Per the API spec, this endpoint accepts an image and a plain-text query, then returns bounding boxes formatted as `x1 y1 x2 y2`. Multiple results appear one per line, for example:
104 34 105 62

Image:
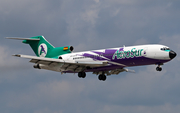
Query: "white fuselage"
61 44 170 61
38 44 176 74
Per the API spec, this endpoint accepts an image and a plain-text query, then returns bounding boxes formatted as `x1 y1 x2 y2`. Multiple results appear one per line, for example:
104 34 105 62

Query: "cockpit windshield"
161 47 170 51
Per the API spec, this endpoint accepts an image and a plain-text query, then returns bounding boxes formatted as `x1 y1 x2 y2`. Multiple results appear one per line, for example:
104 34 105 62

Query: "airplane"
6 36 177 81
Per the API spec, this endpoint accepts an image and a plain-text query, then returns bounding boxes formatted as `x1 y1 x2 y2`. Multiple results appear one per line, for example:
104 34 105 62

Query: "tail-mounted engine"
63 46 74 52
46 46 74 58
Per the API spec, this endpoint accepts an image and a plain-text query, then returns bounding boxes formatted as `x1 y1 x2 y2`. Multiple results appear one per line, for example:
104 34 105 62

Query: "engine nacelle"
34 64 41 69
33 64 49 70
62 46 74 52
33 64 59 72
66 46 74 52
70 46 74 51
47 46 74 58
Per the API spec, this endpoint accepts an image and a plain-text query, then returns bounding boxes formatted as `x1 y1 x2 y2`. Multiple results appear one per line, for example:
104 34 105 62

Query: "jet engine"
33 64 41 69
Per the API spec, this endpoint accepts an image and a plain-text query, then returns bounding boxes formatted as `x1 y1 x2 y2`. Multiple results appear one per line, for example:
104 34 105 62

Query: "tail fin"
21 36 54 57
7 36 73 58
7 36 54 57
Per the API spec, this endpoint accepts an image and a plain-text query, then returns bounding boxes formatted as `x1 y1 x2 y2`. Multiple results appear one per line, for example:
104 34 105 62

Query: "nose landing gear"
156 65 162 71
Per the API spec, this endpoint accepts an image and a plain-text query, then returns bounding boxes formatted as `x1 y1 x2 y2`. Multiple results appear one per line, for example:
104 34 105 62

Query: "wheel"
102 75 106 81
98 74 103 80
158 67 162 71
156 67 162 71
98 74 106 81
81 72 86 78
78 72 82 78
78 72 86 78
156 67 159 71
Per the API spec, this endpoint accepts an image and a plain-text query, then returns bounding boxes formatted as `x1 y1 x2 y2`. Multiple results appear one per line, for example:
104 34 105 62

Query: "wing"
13 54 132 74
13 54 109 72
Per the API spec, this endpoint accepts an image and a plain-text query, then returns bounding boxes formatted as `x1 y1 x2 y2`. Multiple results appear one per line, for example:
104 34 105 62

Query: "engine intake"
63 46 74 52
69 46 74 51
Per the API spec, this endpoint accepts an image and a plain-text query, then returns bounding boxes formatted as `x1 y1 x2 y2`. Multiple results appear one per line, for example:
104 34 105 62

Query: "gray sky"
0 0 180 113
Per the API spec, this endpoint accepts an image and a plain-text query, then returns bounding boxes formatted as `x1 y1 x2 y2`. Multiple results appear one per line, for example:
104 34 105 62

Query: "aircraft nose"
169 50 177 59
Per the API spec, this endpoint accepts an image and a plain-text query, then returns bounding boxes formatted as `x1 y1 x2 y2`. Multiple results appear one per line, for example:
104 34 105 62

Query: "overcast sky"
0 0 180 113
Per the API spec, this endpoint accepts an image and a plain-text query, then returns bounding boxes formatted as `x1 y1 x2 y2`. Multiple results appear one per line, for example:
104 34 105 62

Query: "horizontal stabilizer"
6 37 40 41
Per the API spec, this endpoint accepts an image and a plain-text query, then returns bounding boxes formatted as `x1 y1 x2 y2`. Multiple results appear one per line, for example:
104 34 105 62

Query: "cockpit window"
161 47 170 51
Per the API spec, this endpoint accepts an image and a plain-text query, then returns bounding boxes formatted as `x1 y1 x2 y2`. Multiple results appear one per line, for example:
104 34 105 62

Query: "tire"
78 72 82 78
98 74 103 80
78 72 86 78
156 67 159 71
98 74 106 81
159 67 162 71
102 75 106 81
82 72 86 78
156 67 162 71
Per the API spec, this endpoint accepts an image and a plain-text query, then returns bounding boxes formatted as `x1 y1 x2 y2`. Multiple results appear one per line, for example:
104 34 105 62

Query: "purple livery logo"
38 43 47 57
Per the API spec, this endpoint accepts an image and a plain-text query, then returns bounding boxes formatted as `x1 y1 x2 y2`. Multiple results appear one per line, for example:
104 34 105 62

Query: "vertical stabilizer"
22 36 55 57
7 36 74 58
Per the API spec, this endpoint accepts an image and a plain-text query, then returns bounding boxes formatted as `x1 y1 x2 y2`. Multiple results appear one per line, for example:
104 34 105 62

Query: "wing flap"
110 68 125 75
30 59 39 63
93 68 135 76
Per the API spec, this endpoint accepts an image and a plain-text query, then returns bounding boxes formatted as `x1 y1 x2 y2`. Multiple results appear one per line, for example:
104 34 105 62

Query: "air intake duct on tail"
63 46 74 52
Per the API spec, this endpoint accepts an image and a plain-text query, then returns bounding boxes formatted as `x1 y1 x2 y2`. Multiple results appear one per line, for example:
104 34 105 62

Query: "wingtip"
12 54 21 57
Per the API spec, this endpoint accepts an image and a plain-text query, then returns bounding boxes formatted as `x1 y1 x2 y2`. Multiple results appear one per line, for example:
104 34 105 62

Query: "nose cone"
169 50 177 59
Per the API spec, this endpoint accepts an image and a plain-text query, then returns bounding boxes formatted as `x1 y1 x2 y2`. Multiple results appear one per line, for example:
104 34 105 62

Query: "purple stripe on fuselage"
91 49 120 60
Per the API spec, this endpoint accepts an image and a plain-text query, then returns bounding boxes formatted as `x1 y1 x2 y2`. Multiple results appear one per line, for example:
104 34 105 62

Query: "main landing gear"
78 72 107 81
98 74 107 81
78 72 86 78
156 65 162 71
